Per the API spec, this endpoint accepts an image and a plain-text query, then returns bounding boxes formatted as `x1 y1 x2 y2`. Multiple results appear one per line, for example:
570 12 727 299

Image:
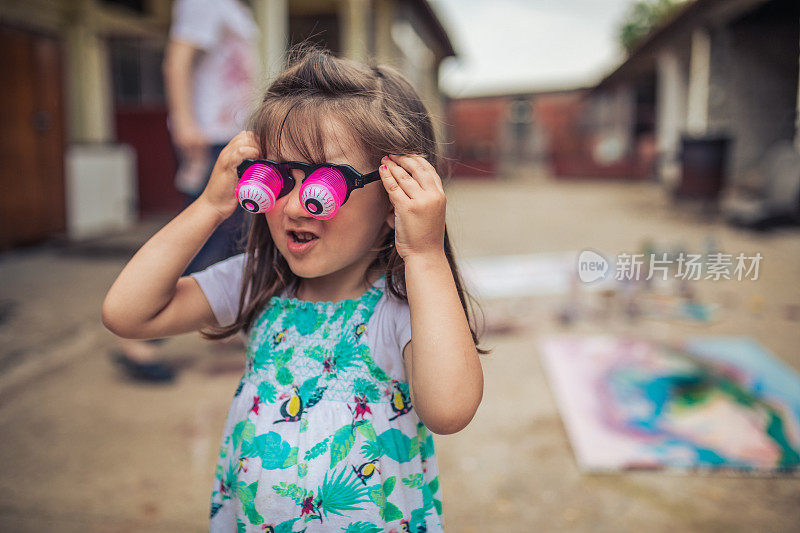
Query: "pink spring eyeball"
299 167 348 220
236 163 282 213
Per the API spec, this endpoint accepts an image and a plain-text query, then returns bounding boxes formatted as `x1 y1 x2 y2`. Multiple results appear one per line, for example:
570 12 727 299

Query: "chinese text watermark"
577 249 763 283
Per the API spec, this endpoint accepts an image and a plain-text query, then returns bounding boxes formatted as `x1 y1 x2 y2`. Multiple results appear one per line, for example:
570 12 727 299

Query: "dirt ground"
1 174 798 532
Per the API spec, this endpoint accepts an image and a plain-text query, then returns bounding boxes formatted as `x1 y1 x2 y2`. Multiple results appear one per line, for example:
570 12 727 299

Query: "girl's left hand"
379 154 446 261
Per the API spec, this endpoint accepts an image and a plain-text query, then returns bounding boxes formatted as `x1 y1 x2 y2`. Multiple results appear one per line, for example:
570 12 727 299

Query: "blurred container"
66 144 137 240
674 135 732 200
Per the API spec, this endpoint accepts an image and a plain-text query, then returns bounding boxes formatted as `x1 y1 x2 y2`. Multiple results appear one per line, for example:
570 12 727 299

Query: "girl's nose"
283 170 310 218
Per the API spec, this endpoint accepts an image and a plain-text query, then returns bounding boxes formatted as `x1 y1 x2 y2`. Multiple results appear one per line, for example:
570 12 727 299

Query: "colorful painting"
538 335 800 474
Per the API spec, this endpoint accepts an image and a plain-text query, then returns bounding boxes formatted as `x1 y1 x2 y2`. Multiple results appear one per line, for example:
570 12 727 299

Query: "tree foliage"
618 0 688 54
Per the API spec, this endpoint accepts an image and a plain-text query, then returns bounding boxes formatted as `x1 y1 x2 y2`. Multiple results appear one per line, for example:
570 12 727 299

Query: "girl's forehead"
268 114 369 166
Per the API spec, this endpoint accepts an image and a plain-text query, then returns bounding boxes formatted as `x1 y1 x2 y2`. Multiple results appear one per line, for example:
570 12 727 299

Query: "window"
109 38 166 107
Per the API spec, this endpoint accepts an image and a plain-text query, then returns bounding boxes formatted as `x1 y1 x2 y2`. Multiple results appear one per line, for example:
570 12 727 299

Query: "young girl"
103 45 487 532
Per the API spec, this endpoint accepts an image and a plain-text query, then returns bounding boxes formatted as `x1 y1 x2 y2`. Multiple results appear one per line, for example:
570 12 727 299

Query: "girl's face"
264 115 394 282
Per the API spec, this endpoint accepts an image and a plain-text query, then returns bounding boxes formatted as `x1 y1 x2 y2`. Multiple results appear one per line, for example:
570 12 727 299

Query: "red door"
0 26 66 249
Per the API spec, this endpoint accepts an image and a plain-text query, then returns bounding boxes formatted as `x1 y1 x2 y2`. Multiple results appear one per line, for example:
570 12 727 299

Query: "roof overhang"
411 0 457 58
592 0 771 94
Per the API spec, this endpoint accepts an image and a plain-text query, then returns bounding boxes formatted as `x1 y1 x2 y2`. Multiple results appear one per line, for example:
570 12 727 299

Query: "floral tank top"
208 273 445 532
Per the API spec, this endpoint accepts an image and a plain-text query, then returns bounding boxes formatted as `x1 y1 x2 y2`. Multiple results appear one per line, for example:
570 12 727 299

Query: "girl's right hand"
198 130 261 222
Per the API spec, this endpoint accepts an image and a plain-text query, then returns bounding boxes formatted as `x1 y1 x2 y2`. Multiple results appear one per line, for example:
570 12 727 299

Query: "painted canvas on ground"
538 335 800 474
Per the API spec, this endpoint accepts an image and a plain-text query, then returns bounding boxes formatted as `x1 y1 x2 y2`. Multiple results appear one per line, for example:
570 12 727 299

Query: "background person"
110 0 259 382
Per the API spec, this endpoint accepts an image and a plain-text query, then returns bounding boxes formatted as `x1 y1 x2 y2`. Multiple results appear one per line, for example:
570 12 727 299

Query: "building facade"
0 0 455 248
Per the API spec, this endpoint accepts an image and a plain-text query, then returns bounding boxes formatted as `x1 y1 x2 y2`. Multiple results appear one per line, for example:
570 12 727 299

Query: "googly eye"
298 167 348 220
237 183 274 213
301 183 338 219
236 163 283 213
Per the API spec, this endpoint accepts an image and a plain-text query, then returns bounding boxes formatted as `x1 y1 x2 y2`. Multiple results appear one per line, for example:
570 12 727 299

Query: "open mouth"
288 231 319 244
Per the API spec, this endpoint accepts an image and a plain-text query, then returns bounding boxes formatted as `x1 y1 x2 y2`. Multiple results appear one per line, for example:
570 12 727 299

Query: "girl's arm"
102 131 260 339
380 155 484 435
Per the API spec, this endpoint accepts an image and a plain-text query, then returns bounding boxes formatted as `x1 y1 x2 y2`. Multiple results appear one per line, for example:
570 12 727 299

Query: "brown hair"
200 43 490 356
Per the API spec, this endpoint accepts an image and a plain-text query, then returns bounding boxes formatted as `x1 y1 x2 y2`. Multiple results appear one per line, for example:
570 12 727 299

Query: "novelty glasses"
235 159 381 220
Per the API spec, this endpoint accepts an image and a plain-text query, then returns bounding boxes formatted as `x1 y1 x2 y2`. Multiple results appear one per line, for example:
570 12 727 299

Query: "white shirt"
190 254 413 381
168 0 259 143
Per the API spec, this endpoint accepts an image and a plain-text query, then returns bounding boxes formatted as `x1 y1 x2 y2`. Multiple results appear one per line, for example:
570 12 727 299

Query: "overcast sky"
430 0 637 97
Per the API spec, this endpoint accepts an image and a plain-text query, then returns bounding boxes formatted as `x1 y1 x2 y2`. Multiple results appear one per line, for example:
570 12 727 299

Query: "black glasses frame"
236 159 382 205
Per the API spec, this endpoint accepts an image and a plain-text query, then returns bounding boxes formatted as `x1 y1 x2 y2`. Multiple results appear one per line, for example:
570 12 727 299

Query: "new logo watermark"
577 249 611 283
577 249 762 283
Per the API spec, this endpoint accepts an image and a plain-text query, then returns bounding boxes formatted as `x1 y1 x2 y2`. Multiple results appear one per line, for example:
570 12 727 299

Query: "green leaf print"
382 502 403 522
317 466 370 518
298 462 308 478
236 480 263 524
283 446 298 468
303 344 327 362
236 517 246 533
422 434 435 460
299 418 309 433
428 475 439 495
304 436 330 461
333 335 360 371
376 428 420 463
424 476 443 518
341 521 382 533
367 477 402 522
272 517 302 533
275 365 294 385
420 482 434 512
244 431 298 469
298 375 320 400
329 424 357 469
410 506 433 531
221 459 238 499
257 381 277 403
416 422 426 440
253 343 293 371
291 306 327 335
367 484 385 509
272 481 308 505
352 378 381 402
274 346 294 366
329 302 354 325
402 473 424 488
258 345 293 376
355 420 378 442
231 420 256 456
360 439 382 461
361 350 391 382
382 476 396 497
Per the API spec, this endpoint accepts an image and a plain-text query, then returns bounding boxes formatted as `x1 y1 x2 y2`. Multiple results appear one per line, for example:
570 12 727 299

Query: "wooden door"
0 26 65 249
